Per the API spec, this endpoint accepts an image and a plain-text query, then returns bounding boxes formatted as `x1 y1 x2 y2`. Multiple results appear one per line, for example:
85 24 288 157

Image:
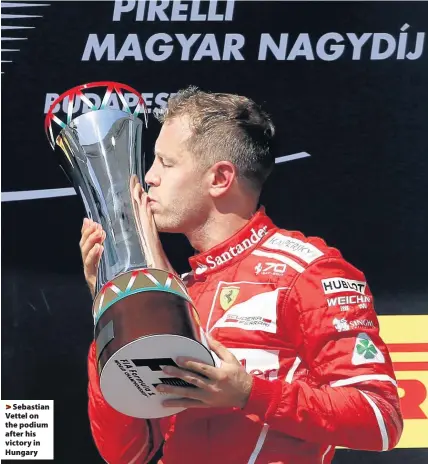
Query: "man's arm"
88 341 163 463
242 257 403 451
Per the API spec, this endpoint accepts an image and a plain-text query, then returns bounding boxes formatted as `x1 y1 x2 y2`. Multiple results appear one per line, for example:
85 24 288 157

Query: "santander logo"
195 264 209 275
195 225 268 274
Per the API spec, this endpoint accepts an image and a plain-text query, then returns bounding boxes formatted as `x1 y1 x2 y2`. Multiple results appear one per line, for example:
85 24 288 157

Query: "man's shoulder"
255 227 367 290
258 227 343 268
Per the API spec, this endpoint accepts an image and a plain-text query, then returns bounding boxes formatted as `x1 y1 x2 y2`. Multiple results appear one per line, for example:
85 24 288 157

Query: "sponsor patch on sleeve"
333 318 375 332
322 277 367 295
352 333 385 365
262 233 324 264
327 295 371 308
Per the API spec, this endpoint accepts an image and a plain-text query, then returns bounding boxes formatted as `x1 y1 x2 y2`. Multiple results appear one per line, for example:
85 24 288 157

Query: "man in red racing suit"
87 207 403 463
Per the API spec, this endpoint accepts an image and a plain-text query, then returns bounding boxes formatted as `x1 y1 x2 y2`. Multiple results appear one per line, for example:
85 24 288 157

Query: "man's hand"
79 175 174 297
131 175 176 274
80 218 105 297
157 337 253 410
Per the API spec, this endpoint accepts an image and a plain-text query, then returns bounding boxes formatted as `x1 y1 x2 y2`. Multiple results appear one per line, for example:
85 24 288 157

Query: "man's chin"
151 210 184 234
152 213 171 233
153 218 182 234
156 224 180 234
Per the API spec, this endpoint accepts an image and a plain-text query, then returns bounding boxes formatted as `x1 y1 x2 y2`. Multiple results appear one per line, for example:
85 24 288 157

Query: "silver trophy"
45 82 214 418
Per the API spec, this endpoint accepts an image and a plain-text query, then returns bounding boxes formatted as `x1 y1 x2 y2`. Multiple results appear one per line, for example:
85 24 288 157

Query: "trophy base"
99 334 215 418
94 269 213 418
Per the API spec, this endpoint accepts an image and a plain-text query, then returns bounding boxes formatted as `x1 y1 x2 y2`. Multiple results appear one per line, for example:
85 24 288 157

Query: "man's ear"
208 161 237 198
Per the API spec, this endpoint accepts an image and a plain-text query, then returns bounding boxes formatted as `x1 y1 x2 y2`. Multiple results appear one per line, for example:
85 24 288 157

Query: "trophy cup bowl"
45 82 215 418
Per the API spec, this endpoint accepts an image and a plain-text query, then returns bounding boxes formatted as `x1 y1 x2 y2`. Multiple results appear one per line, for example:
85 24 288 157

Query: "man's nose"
145 166 160 187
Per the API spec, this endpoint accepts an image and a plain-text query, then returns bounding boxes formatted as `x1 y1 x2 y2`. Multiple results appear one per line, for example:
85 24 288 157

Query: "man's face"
144 116 210 233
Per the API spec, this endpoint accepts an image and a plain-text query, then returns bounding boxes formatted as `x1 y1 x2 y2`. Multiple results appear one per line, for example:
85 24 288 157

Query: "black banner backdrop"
1 1 428 462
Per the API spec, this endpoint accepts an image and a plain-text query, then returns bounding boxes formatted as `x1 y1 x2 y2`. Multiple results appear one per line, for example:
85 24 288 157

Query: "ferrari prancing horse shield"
220 286 240 311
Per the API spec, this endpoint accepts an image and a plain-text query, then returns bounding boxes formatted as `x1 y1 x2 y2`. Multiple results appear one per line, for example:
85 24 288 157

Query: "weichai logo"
379 315 428 448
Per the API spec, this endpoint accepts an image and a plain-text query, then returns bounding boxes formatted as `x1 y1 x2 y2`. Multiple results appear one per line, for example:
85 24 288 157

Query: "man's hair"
155 86 277 192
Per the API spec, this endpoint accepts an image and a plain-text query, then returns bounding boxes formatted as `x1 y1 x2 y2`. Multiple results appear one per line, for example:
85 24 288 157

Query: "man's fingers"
162 398 209 409
85 243 103 273
207 336 238 364
161 365 212 389
79 222 96 248
132 180 145 206
81 230 103 260
80 221 104 248
130 178 154 228
81 230 104 262
129 174 138 193
81 217 90 234
136 190 152 231
145 194 159 235
132 182 141 205
175 359 221 381
155 383 205 401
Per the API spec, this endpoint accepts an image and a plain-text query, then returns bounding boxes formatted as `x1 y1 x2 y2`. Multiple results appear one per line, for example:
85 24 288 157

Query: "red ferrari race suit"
87 208 403 464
